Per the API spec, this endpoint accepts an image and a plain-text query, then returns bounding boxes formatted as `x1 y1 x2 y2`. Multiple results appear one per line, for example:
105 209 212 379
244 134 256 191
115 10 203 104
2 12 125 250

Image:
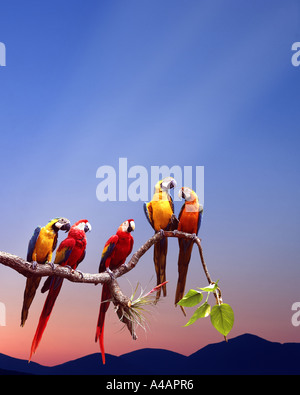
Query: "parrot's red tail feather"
99 325 106 364
29 313 51 362
175 239 194 316
95 284 111 365
29 277 63 362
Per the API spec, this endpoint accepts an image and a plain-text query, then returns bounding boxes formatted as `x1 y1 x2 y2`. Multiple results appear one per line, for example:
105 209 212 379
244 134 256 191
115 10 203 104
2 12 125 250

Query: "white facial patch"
76 222 87 231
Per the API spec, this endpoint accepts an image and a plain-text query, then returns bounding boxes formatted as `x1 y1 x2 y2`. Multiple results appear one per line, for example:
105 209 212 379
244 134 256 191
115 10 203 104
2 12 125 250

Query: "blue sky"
1 0 300 365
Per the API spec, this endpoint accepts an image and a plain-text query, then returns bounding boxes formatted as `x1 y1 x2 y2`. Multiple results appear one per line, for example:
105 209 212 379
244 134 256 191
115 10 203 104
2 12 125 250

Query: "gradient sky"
1 0 300 366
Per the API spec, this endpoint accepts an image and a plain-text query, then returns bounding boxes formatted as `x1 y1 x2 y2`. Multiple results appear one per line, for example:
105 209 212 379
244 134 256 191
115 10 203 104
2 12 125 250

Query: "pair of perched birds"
144 177 203 313
21 177 202 364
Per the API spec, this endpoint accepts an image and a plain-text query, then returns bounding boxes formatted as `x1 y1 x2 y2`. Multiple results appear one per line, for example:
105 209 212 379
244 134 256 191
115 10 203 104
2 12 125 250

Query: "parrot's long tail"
95 284 111 365
21 276 42 327
175 238 194 316
153 236 168 301
29 276 64 362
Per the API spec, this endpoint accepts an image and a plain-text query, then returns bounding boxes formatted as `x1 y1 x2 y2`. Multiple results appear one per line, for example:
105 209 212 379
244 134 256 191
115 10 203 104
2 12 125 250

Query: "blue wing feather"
27 227 41 262
143 202 155 230
197 211 202 235
99 236 118 272
54 247 73 266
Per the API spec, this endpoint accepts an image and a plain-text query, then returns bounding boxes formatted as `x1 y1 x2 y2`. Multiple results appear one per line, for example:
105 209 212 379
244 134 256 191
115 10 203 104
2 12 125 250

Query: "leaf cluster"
178 281 234 337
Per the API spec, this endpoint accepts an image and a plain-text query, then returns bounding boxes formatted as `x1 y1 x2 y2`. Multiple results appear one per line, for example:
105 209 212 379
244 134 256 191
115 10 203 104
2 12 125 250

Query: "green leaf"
210 303 234 336
184 302 211 327
177 289 203 307
198 280 219 293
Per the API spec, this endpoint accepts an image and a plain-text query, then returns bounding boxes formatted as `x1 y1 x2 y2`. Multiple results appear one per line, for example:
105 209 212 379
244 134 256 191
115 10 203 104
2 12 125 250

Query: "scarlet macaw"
95 219 135 364
175 187 203 316
21 217 71 327
144 177 176 301
29 219 91 361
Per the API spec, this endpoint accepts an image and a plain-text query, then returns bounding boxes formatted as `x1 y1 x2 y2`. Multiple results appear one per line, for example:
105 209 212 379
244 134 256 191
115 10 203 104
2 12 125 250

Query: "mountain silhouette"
0 333 299 375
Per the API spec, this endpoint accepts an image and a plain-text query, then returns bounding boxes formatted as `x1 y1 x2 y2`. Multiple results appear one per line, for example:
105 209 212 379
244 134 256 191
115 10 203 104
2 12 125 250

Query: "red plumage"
175 188 202 316
95 220 134 364
29 220 90 361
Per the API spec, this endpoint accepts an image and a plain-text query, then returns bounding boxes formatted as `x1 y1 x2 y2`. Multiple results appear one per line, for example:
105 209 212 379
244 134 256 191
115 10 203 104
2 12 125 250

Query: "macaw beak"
61 222 71 233
179 187 191 201
178 188 185 200
169 179 176 189
54 219 71 232
84 222 92 233
128 220 135 232
161 177 177 190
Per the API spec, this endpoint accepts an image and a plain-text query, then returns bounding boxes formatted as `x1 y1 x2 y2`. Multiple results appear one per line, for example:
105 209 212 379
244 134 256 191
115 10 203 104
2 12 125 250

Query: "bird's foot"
159 229 165 237
106 267 116 280
172 229 178 236
31 261 38 270
191 233 197 241
64 265 83 278
65 265 74 273
74 269 84 279
46 261 55 271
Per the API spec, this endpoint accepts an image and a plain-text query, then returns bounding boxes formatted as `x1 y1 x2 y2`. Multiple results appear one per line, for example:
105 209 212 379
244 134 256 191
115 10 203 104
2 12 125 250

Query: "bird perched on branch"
175 187 203 316
144 177 177 301
95 219 135 364
20 217 71 327
29 219 91 361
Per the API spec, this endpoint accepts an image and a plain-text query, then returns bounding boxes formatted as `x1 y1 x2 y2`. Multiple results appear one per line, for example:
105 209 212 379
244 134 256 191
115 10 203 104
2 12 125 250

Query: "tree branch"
0 230 222 332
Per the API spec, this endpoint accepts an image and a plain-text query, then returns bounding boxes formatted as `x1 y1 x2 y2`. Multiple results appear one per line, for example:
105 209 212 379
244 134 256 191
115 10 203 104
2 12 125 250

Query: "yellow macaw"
20 217 70 327
144 177 177 301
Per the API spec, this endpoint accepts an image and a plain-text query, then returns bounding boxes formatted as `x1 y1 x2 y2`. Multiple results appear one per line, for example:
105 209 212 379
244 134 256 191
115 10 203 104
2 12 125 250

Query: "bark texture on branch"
0 231 208 283
0 230 221 320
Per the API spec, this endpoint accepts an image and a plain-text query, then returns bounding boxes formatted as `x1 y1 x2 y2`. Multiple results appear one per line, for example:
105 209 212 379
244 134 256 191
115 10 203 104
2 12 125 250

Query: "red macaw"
144 177 176 301
21 217 71 327
29 219 91 361
175 187 203 316
95 219 135 364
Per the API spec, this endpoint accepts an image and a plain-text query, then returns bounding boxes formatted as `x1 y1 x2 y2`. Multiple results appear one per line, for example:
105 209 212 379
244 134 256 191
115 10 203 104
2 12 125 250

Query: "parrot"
20 217 71 327
95 219 135 365
175 187 203 316
143 176 177 301
29 219 91 361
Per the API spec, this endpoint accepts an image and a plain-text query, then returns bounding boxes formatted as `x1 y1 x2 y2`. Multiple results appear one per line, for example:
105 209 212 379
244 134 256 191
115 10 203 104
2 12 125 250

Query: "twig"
0 231 221 335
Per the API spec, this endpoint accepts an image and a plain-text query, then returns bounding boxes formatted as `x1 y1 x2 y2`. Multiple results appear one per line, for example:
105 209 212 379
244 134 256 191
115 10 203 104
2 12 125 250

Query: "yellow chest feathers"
33 227 56 263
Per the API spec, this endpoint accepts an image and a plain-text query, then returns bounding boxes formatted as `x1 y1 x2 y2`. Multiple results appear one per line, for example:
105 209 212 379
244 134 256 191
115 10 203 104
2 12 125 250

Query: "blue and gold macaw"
175 187 203 315
144 177 177 301
29 219 91 361
21 218 71 327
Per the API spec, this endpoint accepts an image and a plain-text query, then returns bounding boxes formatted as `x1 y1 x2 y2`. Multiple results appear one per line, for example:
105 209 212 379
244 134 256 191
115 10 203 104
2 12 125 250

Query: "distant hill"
1 333 300 375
